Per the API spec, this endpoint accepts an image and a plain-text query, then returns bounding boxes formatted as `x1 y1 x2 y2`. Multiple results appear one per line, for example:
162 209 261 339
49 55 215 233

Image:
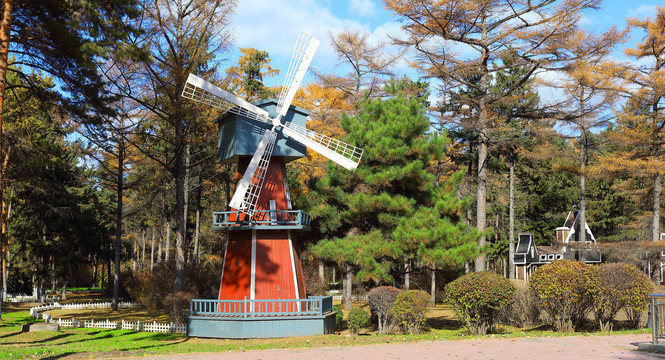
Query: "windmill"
182 32 363 303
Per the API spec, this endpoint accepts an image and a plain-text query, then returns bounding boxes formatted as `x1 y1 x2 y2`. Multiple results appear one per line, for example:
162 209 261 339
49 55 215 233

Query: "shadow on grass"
40 351 74 360
426 316 462 330
0 330 22 339
0 332 73 346
119 335 189 352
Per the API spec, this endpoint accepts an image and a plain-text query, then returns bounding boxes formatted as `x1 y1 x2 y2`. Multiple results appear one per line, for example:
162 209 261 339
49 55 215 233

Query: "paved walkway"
121 333 664 360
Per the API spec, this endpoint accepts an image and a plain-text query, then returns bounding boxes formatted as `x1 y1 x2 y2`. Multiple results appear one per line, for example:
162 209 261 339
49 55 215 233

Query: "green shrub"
529 260 593 332
367 286 402 334
445 272 515 335
392 290 430 335
589 263 653 331
497 280 541 328
332 305 344 330
346 308 370 335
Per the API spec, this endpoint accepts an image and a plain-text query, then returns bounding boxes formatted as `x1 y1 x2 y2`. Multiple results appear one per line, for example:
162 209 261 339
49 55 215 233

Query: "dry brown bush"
124 259 220 322
497 280 541 328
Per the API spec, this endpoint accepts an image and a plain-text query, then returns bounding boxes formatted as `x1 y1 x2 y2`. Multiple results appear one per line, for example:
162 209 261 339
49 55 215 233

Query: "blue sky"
227 0 662 90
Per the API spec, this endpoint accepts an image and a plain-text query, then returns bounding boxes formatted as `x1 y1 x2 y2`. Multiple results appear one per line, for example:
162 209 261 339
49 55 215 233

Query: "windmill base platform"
186 296 336 338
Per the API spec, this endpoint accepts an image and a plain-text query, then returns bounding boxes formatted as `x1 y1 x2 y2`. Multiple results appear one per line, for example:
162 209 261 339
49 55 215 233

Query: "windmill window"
548 254 555 260
556 254 563 260
540 255 547 261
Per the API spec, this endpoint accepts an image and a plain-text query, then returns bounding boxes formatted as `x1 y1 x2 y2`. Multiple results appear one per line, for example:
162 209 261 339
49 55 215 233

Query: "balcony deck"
187 296 336 338
211 210 311 231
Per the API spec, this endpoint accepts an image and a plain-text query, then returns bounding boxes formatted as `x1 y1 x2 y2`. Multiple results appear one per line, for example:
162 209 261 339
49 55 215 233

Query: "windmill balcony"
211 210 311 231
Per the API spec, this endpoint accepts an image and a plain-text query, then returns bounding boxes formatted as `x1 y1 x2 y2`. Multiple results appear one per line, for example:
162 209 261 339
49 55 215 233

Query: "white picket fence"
55 318 186 334
7 294 35 302
331 294 367 301
29 301 185 334
30 301 140 318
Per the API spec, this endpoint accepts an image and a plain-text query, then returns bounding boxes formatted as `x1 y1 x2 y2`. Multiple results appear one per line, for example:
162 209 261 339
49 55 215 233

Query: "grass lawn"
0 298 649 359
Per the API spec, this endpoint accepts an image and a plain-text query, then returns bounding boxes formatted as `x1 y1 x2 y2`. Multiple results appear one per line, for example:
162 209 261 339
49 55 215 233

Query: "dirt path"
116 333 664 360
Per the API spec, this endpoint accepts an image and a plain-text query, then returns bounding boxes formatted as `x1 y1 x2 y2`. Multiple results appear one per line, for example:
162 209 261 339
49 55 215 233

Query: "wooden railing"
212 210 311 228
190 296 333 318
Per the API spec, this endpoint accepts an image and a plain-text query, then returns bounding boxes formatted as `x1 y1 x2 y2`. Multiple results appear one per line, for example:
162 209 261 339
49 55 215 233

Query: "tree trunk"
474 12 489 273
344 263 352 311
430 267 436 306
164 220 170 261
50 257 55 293
579 129 586 244
0 164 9 302
112 138 124 312
174 129 186 292
404 259 410 290
651 171 662 242
158 224 163 263
475 134 488 272
508 159 515 280
0 0 13 320
132 233 137 272
89 256 98 289
194 174 203 263
150 226 155 272
106 238 111 289
194 208 200 263
141 229 146 270
654 171 662 243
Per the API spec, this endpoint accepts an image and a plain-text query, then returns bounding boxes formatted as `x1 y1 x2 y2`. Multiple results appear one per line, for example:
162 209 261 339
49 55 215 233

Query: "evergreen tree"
310 79 473 309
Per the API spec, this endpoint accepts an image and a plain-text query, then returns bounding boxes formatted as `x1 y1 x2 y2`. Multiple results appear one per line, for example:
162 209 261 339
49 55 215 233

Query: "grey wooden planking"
187 312 336 338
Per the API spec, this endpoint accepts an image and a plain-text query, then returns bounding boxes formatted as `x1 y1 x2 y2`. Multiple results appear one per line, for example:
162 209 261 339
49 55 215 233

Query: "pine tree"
310 79 471 309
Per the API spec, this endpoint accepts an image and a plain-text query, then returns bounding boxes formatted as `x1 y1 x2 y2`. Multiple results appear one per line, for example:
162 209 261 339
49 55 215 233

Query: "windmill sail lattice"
276 32 320 120
282 122 362 171
182 74 270 124
182 31 363 220
228 130 277 212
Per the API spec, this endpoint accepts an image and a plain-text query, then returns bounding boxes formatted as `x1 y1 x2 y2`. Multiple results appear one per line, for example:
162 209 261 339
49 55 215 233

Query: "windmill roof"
252 98 311 118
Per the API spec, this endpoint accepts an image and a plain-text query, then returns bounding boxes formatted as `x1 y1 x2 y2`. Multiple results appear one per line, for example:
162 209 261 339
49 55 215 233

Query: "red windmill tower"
182 32 363 305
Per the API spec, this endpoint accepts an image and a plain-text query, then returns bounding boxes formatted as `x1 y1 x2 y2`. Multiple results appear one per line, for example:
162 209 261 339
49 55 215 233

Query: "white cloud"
348 0 377 18
228 0 404 88
628 4 658 19
232 0 363 72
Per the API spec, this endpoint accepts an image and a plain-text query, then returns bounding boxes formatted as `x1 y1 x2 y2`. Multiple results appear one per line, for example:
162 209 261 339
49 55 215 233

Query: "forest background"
0 0 663 317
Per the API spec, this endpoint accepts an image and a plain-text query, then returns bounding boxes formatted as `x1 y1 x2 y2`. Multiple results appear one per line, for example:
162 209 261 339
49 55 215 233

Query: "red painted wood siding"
218 231 251 300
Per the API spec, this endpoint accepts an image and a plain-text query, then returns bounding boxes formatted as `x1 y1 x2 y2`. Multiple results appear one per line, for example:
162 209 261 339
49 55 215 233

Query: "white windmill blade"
282 122 363 171
275 32 320 122
229 129 278 213
182 74 270 124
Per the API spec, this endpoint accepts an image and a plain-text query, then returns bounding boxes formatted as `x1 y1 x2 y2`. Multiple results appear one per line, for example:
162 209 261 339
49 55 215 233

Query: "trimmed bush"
497 280 541 328
589 263 653 331
529 260 593 332
367 286 402 334
347 308 370 335
445 272 515 335
332 305 344 330
392 290 430 335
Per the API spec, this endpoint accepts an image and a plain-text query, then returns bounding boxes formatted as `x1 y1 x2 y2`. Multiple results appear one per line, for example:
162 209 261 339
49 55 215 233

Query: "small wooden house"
514 211 601 281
